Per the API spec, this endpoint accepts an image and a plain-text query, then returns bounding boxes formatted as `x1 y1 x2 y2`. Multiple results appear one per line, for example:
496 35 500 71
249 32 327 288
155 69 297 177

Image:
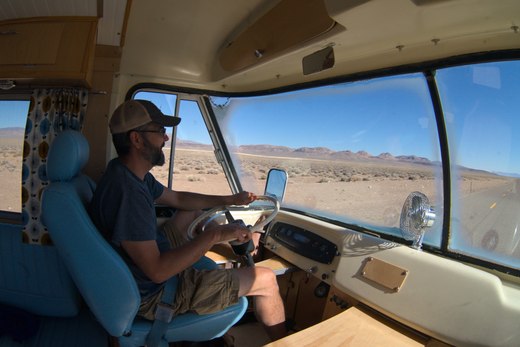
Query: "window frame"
0 93 31 225
130 89 240 194
434 60 520 273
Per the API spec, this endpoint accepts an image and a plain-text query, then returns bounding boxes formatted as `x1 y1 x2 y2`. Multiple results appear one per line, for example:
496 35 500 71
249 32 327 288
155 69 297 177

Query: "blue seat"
41 130 247 347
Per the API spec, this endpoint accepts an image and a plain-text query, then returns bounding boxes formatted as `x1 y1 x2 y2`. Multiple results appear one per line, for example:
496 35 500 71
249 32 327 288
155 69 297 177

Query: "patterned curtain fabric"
21 88 88 244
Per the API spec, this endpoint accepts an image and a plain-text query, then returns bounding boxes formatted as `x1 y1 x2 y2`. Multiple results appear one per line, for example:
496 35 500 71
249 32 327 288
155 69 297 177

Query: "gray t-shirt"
89 158 169 299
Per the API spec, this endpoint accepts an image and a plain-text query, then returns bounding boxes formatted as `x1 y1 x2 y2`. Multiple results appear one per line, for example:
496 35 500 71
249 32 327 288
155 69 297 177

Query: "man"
89 99 287 341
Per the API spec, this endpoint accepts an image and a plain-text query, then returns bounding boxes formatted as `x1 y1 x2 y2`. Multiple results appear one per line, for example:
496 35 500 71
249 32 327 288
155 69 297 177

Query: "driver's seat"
41 130 247 347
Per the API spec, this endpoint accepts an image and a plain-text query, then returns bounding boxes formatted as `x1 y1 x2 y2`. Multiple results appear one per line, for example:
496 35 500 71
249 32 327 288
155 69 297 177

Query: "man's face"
136 123 168 166
142 134 165 166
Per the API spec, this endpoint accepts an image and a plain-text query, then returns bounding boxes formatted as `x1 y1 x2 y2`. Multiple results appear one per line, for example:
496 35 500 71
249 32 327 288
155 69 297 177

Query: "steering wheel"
186 195 280 241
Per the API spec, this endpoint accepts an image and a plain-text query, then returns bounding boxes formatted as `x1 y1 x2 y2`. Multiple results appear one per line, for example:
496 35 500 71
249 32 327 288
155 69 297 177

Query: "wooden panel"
83 44 122 182
0 22 63 65
266 306 426 347
256 256 294 275
0 17 98 87
322 286 358 320
291 272 327 330
277 271 300 321
219 0 335 72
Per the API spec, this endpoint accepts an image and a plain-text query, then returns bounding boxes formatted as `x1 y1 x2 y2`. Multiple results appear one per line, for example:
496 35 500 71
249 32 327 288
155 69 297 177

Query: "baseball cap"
109 99 181 134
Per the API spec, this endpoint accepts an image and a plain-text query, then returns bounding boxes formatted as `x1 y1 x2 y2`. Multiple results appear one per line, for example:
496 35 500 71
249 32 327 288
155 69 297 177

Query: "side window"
172 100 231 195
133 91 177 186
133 91 231 195
437 60 520 269
0 99 30 216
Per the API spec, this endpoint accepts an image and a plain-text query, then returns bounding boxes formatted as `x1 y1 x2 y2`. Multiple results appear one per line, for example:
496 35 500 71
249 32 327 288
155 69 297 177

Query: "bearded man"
89 99 287 341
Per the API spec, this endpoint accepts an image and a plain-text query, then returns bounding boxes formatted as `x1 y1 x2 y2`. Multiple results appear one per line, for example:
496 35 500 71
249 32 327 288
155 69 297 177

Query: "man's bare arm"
155 189 256 211
121 223 251 283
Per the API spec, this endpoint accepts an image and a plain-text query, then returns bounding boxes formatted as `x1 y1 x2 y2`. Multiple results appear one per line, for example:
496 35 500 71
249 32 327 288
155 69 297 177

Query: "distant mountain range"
0 127 435 165
0 128 501 174
0 127 24 138
181 142 435 165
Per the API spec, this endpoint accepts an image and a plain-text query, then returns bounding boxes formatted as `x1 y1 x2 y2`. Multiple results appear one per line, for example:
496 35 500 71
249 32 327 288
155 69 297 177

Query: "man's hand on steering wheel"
230 191 257 205
208 223 252 244
187 195 279 240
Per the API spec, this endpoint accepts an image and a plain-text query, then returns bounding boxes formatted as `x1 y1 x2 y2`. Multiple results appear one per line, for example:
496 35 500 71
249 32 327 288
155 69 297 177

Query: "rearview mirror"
264 169 288 202
302 46 335 75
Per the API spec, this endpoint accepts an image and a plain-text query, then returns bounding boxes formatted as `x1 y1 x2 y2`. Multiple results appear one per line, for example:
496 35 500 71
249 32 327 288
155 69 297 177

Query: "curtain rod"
0 85 108 95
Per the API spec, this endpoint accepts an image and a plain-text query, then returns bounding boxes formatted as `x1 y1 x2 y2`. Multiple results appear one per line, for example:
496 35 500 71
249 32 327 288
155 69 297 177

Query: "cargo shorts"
138 218 240 321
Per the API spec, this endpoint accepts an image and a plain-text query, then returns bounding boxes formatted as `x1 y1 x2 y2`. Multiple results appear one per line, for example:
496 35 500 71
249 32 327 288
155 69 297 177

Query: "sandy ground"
0 140 22 213
1 144 508 229
151 148 508 227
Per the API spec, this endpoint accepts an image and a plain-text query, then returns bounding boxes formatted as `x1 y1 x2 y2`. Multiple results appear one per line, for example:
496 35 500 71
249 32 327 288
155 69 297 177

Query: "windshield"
132 60 519 273
211 74 444 245
209 61 520 272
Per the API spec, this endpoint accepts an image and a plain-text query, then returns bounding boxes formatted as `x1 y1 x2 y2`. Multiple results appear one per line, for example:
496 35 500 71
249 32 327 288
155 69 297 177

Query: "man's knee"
236 265 282 298
173 210 201 228
257 267 279 294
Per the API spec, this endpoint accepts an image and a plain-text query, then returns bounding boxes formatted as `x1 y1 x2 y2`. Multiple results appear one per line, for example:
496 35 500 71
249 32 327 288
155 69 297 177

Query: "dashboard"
263 212 349 285
269 222 339 265
263 210 520 347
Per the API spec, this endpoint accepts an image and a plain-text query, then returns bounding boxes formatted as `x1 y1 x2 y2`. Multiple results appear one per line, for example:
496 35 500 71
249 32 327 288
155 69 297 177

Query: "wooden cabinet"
218 0 335 72
0 17 98 87
322 285 359 320
276 270 328 331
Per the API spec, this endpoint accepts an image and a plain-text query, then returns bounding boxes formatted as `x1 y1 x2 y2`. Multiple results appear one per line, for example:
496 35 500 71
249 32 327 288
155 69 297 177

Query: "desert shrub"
188 175 206 182
0 161 17 172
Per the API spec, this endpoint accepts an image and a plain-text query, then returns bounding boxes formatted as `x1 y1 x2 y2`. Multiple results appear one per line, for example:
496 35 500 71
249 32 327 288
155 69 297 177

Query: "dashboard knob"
307 266 318 274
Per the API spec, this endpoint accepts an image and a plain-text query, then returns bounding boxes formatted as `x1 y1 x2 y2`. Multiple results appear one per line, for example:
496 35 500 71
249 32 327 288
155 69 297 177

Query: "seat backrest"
0 223 81 317
42 130 140 337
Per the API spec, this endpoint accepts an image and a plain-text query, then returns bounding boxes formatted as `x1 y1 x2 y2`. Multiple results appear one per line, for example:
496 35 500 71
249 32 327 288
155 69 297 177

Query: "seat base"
118 297 248 347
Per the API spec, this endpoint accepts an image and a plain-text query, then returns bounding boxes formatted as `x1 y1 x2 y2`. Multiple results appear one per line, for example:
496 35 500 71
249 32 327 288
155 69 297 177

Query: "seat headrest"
47 130 90 182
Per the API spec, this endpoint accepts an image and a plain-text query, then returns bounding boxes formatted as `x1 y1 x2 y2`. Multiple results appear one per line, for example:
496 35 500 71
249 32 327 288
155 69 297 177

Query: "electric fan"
399 191 436 249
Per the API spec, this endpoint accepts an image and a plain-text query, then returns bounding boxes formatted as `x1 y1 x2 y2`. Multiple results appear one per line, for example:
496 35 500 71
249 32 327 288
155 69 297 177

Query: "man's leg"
234 266 287 341
169 211 287 340
169 210 203 238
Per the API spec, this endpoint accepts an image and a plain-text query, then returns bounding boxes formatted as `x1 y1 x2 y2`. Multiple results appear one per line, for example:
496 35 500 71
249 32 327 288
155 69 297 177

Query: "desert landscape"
0 135 23 213
153 143 509 228
1 129 510 230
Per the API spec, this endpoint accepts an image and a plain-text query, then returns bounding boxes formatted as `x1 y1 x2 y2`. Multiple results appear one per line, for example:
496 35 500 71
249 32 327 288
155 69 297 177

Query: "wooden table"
264 306 427 347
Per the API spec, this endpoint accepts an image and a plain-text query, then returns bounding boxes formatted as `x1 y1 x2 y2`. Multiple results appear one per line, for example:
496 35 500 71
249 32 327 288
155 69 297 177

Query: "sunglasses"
135 127 167 135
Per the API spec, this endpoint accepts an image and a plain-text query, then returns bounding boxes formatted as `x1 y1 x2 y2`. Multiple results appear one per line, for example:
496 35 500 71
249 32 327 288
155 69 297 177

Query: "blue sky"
0 100 29 128
134 61 520 175
2 61 519 174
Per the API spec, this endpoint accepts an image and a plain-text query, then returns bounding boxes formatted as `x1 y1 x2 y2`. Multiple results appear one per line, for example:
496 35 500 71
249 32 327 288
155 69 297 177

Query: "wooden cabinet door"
0 17 97 87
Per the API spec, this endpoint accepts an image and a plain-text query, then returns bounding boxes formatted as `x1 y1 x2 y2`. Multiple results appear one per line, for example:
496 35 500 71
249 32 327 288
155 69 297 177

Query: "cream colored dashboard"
264 210 520 347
